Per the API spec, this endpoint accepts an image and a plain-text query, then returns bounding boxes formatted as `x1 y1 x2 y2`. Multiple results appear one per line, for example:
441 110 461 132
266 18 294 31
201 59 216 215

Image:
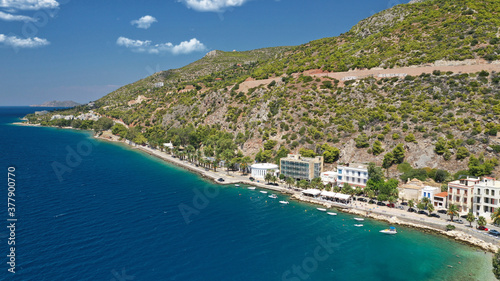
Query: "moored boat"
317 208 327 212
260 191 268 194
380 227 397 234
354 224 363 227
327 212 337 216
235 184 240 187
269 194 278 199
354 218 364 221
279 201 289 204
248 186 256 190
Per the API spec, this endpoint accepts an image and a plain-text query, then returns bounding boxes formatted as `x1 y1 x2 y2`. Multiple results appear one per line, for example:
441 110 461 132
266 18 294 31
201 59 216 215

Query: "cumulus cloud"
0 11 35 21
0 0 59 10
0 34 50 48
116 36 206 55
131 15 157 29
178 0 248 12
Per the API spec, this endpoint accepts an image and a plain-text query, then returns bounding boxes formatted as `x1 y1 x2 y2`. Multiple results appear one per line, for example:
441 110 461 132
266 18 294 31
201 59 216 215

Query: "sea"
0 106 495 281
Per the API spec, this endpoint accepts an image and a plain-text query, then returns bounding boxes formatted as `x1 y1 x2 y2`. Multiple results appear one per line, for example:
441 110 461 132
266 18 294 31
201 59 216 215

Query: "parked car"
357 198 367 202
437 210 447 214
401 202 408 206
453 219 464 224
377 201 386 206
249 177 255 181
477 226 489 231
429 213 441 218
417 210 428 216
407 208 416 213
217 178 225 182
368 200 376 204
398 206 405 210
460 215 468 219
489 229 500 236
386 203 395 208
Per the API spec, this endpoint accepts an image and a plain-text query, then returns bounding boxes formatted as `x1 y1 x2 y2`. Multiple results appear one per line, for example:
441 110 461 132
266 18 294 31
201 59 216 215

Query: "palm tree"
477 216 487 228
212 160 218 172
447 204 459 222
298 179 309 189
491 208 500 226
466 212 475 227
416 201 425 212
271 175 278 184
285 177 294 189
388 196 397 206
265 172 273 184
408 199 415 210
366 189 375 200
427 203 435 216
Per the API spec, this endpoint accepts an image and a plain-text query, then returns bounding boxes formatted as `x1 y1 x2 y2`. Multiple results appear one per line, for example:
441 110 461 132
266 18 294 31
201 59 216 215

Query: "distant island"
30 100 81 107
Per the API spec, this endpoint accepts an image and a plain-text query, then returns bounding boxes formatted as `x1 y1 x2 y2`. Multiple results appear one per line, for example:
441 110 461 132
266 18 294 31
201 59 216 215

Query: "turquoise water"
0 107 495 280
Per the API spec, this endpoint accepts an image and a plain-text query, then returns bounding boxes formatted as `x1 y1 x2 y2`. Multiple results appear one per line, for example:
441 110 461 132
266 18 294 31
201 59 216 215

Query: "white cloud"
116 36 206 55
0 0 59 10
130 15 157 29
0 11 35 21
0 34 50 48
178 0 248 12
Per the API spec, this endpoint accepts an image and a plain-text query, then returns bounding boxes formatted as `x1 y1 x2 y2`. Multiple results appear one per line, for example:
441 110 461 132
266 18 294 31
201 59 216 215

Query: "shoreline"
14 123 500 253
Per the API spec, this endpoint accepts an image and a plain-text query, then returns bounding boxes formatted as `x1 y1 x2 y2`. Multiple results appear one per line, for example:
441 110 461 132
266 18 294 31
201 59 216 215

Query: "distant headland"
30 100 81 107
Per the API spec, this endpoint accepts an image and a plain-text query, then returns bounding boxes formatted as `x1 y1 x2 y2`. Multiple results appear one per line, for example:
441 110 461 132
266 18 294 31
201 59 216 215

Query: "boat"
259 191 268 194
248 186 256 190
354 218 364 221
354 224 364 227
380 227 397 235
235 184 240 187
279 201 289 204
268 194 278 199
317 208 327 212
327 212 337 216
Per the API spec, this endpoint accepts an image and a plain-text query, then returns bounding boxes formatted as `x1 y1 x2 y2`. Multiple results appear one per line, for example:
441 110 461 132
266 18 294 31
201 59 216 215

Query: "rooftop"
434 192 448 197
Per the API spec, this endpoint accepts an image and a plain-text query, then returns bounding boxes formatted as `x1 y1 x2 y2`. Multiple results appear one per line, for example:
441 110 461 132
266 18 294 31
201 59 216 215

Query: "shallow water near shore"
1 107 495 280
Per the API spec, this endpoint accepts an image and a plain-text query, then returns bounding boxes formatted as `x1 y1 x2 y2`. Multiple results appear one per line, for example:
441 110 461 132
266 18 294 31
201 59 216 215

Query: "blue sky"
0 0 410 105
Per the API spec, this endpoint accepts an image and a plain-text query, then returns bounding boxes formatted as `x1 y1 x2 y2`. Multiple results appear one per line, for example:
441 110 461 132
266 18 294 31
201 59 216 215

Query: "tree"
417 201 425 212
221 149 235 174
456 147 470 160
427 202 435 215
93 117 114 132
434 137 448 155
263 140 277 150
493 249 500 279
355 133 369 148
372 141 384 156
299 148 316 158
265 172 273 183
405 133 417 143
492 208 500 226
342 183 353 195
392 144 405 164
321 144 340 163
366 189 375 199
466 212 476 227
111 124 128 137
478 216 487 228
368 162 384 182
285 177 295 189
298 179 309 189
382 152 395 169
408 199 415 209
447 204 459 222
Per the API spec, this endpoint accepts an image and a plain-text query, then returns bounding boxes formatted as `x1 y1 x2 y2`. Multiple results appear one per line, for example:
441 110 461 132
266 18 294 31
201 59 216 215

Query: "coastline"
15 123 500 253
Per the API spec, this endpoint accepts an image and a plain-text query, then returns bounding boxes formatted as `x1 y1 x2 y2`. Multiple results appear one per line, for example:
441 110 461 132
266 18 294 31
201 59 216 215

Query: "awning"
320 191 351 200
303 189 322 196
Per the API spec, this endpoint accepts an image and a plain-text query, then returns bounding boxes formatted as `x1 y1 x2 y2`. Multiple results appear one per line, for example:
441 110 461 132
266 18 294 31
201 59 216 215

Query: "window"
477 188 481 195
449 195 452 200
486 189 490 195
457 189 460 194
492 190 495 196
485 198 490 204
363 179 367 184
358 172 361 177
338 176 342 180
338 169 342 174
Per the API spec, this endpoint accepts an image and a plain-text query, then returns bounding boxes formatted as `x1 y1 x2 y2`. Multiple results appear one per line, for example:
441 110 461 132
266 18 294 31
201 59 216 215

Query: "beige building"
473 177 500 219
399 178 426 202
447 176 480 213
280 154 323 181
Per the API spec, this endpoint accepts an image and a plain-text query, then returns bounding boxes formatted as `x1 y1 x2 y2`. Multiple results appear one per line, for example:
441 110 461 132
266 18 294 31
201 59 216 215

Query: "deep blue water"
0 106 494 281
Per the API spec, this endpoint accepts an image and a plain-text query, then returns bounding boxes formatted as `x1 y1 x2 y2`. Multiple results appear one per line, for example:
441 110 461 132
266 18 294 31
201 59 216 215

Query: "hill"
26 0 500 181
30 100 81 107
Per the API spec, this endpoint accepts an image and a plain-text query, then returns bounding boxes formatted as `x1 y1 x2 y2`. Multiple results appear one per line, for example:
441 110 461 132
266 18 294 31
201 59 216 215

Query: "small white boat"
317 208 327 212
327 212 337 216
248 186 256 190
268 194 277 199
235 184 240 187
354 224 364 227
279 201 289 204
354 218 364 221
260 191 268 194
380 227 397 235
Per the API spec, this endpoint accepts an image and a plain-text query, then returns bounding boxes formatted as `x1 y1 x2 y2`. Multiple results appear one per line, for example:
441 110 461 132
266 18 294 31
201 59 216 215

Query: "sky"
0 0 411 106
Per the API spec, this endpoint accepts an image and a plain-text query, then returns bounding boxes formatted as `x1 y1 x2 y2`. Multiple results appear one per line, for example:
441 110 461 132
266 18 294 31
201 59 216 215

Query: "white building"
448 176 480 213
154 82 164 88
250 163 279 180
473 178 500 219
337 163 369 188
421 186 439 204
321 171 337 185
